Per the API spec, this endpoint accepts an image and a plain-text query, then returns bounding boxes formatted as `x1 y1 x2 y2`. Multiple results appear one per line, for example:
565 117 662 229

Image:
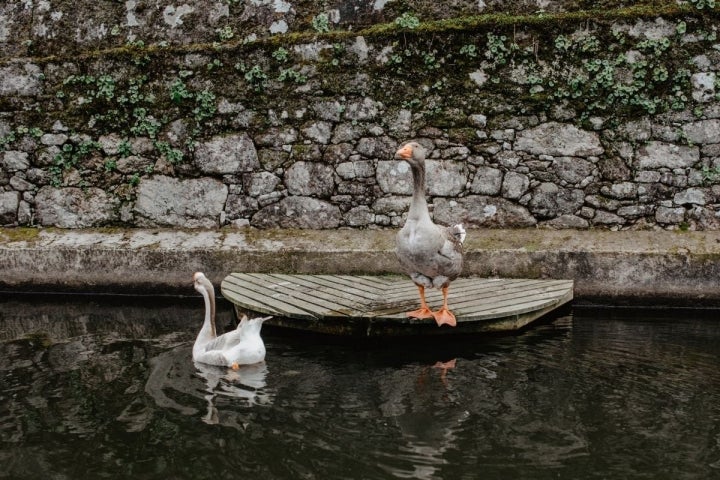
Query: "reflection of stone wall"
1 3 719 230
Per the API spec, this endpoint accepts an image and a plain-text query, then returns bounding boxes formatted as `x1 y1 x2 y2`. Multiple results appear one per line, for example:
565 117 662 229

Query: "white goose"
395 141 465 327
192 272 270 368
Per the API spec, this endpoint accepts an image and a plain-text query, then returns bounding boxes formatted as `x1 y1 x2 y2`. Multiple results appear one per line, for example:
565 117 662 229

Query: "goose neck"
409 161 430 219
200 286 217 338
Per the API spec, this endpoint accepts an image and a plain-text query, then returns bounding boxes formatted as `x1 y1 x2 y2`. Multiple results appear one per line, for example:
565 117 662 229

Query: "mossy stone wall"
0 1 719 230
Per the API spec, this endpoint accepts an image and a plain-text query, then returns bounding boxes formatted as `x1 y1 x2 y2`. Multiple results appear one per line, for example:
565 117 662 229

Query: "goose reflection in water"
376 357 470 480
143 345 274 429
194 361 272 425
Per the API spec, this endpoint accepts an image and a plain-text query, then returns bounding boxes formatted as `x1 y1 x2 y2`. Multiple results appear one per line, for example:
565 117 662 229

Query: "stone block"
0 191 19 224
656 206 685 224
636 142 699 169
674 188 707 206
682 119 720 146
515 122 604 157
344 206 374 226
376 160 413 195
246 171 281 196
252 197 341 229
1 151 29 171
553 157 594 185
285 161 335 197
501 172 529 200
470 166 503 196
35 187 119 228
195 133 259 174
134 176 227 228
0 63 42 96
426 160 467 197
434 196 536 228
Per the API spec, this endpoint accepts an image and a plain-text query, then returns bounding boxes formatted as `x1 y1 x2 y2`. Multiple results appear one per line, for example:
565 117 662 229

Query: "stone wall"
1 1 719 230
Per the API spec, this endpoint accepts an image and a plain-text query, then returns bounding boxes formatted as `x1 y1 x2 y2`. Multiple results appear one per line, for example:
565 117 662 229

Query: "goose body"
395 142 465 327
192 272 269 368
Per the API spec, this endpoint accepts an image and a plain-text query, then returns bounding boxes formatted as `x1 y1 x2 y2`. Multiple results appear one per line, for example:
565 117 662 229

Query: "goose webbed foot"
408 284 434 320
433 286 457 327
432 307 457 327
406 306 435 319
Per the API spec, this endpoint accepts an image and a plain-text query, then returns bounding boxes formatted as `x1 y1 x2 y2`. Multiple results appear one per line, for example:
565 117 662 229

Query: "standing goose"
192 272 270 368
395 141 466 327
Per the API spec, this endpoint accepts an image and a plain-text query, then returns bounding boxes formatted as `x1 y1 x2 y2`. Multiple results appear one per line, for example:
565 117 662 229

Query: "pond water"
1 295 719 480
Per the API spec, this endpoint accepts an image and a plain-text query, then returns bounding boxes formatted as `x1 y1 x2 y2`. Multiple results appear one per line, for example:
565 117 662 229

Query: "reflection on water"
1 295 720 479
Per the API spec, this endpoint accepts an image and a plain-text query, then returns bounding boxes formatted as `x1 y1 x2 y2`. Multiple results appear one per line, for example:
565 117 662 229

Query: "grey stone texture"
35 187 120 228
252 197 342 229
2 114 719 230
515 122 604 157
1 7 720 231
0 191 20 224
195 133 260 174
134 176 228 228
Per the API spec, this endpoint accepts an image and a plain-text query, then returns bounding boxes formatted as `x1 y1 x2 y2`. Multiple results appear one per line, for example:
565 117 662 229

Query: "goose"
395 141 465 327
192 272 270 368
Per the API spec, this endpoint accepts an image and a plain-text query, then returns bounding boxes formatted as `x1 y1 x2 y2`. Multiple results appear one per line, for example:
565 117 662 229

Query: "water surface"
1 296 719 479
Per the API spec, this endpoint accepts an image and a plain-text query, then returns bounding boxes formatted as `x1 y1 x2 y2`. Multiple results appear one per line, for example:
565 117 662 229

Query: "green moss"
6 3 717 67
0 227 42 243
23 331 53 348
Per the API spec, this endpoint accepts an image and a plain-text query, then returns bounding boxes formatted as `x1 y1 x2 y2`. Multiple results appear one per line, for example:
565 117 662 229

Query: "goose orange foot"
408 284 434 320
231 362 240 370
406 307 435 319
432 308 457 327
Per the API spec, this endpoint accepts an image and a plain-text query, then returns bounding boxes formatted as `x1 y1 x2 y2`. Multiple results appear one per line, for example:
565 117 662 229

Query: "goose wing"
436 224 464 280
199 315 249 352
193 349 229 367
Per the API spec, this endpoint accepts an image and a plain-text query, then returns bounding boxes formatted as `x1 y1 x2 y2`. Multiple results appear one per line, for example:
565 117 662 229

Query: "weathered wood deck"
220 273 574 337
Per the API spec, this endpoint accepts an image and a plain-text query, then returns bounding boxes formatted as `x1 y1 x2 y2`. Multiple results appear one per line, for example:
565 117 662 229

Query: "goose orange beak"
395 144 413 159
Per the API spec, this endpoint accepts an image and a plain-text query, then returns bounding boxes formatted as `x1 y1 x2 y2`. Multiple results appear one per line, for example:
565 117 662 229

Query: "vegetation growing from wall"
0 1 718 229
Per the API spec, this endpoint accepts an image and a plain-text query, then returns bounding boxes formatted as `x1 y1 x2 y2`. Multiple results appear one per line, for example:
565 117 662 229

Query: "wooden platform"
220 273 573 337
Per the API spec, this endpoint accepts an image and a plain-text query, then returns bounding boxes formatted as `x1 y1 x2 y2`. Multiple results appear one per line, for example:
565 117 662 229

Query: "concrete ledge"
2 227 720 307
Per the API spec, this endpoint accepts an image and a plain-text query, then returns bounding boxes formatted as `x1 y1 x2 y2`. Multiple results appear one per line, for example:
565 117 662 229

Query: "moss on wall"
1 2 719 229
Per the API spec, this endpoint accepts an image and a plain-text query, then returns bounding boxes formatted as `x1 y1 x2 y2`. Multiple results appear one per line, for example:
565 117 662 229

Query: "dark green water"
1 296 719 480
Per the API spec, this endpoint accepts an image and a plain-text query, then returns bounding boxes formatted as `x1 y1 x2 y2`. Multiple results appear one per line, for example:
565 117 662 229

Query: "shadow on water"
1 293 720 479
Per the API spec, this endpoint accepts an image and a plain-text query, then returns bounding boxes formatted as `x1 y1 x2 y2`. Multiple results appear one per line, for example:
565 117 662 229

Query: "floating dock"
221 273 573 337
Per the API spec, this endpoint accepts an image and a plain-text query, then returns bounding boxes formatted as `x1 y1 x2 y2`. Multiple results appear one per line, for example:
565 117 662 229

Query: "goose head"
193 272 214 296
193 272 216 330
395 141 426 166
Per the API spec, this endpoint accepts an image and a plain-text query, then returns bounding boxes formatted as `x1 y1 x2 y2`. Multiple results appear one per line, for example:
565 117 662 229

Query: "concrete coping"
2 227 719 306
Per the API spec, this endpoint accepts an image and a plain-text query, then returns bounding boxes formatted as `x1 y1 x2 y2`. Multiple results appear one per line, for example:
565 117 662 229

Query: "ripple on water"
1 299 720 479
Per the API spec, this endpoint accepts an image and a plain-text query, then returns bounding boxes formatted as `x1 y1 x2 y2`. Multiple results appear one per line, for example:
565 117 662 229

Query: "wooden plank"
450 281 573 311
254 273 366 315
373 278 555 304
364 279 568 313
299 274 392 304
454 287 573 320
223 274 338 319
365 283 573 321
220 273 574 335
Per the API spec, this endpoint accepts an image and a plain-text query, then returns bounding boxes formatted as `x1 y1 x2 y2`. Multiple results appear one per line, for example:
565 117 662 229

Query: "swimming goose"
394 142 465 327
192 272 270 368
